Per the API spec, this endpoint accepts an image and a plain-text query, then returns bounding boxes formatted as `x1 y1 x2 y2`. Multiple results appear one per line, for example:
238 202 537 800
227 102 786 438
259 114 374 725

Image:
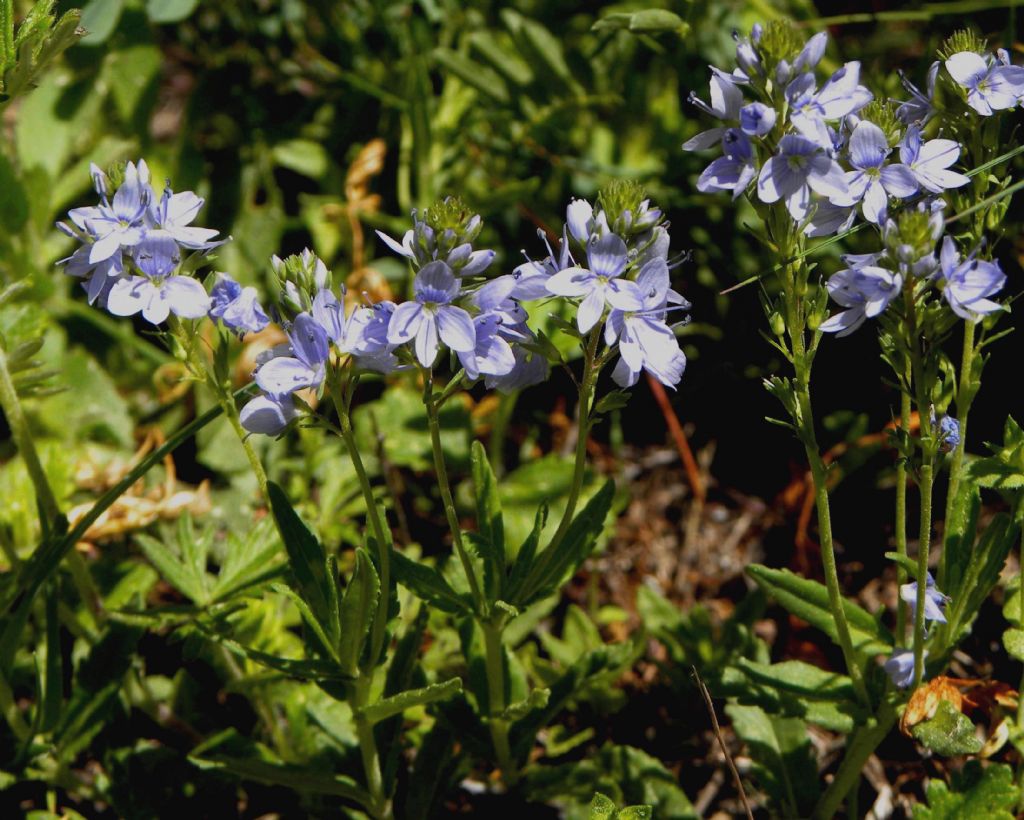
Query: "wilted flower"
884 649 923 689
900 573 951 625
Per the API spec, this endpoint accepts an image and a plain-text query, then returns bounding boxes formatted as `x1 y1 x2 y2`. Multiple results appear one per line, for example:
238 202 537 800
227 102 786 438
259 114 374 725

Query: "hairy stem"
422 370 484 612
482 620 516 785
913 460 935 685
351 677 391 819
895 389 912 641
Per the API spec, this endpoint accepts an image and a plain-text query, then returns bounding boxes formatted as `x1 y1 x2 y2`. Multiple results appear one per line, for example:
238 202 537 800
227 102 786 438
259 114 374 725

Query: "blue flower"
900 573 950 625
757 134 851 220
945 51 1024 115
240 393 297 435
803 199 856 237
898 126 970 194
147 182 222 250
844 121 918 224
512 228 573 300
386 261 476 367
739 102 776 137
106 236 211 324
819 263 902 336
545 234 644 333
255 313 329 398
344 301 403 373
210 273 270 335
896 62 940 125
604 259 688 389
786 63 873 147
683 70 744 151
457 315 516 381
61 245 124 305
697 129 756 200
936 237 1006 321
883 649 923 689
484 348 549 393
68 160 151 264
938 415 961 450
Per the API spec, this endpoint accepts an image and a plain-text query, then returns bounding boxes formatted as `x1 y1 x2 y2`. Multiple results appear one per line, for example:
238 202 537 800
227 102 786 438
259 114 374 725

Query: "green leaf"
267 481 332 627
884 551 920 578
501 687 549 721
1004 628 1024 662
736 658 856 701
190 754 372 807
434 48 510 105
471 440 505 597
206 631 350 681
136 532 208 606
913 761 1019 819
359 677 463 725
911 700 983 756
0 154 28 231
390 549 472 614
337 548 380 675
79 0 124 45
39 580 62 733
270 583 339 664
145 0 199 24
501 10 577 90
515 479 615 607
272 138 330 179
726 704 819 817
590 793 618 820
746 564 893 657
212 517 285 602
593 10 690 36
594 390 631 415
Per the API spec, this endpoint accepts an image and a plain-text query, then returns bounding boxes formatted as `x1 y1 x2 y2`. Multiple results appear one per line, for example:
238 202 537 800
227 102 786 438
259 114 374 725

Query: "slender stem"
0 349 61 524
422 370 484 612
329 378 392 668
482 620 516 785
787 303 870 707
939 321 977 588
217 385 270 500
913 461 934 685
0 0 13 75
895 390 911 642
352 677 390 819
812 700 897 819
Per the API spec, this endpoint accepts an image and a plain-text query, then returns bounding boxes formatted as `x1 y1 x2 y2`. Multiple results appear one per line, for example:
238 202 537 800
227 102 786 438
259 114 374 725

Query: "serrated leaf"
911 700 983 756
594 390 631 414
471 440 505 597
337 548 380 676
501 687 549 721
913 760 1019 819
746 564 893 657
135 532 208 606
359 678 463 725
390 550 471 614
268 481 332 627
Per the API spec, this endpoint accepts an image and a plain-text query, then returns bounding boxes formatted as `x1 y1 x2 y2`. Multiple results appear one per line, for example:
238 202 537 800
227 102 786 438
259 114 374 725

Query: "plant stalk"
482 620 516 785
352 676 391 819
895 389 912 642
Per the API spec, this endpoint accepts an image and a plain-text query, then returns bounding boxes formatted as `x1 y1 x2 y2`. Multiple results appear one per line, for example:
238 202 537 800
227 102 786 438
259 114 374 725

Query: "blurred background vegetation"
1 0 1023 816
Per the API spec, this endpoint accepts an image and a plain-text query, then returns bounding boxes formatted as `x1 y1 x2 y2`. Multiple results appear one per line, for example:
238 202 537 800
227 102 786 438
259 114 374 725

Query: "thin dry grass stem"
693 666 754 820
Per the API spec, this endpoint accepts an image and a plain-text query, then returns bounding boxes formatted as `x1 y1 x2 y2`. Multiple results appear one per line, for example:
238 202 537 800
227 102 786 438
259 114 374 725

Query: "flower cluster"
683 23 995 233
58 160 223 317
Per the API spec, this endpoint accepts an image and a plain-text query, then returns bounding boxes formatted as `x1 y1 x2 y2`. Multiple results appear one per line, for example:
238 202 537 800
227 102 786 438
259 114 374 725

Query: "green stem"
422 370 485 612
787 307 870 707
352 677 391 819
329 378 392 668
812 701 897 819
895 390 911 642
913 460 935 685
0 0 13 75
217 385 270 500
482 620 516 785
939 321 976 588
0 348 61 525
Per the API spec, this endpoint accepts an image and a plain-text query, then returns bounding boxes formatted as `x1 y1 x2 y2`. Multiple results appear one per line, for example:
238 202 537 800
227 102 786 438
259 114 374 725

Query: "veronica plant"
47 170 690 815
688 21 1023 818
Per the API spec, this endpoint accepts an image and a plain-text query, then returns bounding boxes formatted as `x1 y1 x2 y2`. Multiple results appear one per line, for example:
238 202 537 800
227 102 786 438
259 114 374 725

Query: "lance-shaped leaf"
391 549 472 614
470 440 505 598
268 481 333 629
359 678 463 725
338 548 380 676
736 658 858 702
505 504 546 602
746 564 893 658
